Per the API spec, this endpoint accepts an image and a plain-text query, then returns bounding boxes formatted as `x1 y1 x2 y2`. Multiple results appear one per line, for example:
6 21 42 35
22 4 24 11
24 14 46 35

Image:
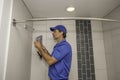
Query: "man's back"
48 39 72 80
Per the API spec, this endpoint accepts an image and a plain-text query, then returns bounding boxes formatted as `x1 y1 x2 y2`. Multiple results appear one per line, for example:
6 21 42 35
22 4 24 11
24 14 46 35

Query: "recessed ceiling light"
66 7 75 12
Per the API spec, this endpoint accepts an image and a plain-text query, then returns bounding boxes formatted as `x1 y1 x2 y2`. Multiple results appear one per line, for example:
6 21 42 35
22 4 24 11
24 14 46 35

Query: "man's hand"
34 41 57 65
34 41 42 49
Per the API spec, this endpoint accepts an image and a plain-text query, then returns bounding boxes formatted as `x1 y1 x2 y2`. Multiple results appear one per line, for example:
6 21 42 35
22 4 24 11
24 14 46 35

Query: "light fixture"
66 7 75 12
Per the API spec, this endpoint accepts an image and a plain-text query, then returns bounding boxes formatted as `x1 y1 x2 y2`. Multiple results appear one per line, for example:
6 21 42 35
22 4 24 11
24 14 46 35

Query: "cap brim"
50 27 55 31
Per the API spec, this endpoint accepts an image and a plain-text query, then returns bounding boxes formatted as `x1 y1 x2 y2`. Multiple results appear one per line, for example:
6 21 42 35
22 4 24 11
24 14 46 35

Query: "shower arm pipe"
12 17 120 25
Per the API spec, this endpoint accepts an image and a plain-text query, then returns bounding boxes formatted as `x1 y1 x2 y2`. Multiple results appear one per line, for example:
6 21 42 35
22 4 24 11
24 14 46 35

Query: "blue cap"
50 25 67 33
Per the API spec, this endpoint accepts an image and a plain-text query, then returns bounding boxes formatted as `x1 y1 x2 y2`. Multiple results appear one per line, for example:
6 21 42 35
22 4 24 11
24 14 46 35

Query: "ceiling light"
66 7 75 12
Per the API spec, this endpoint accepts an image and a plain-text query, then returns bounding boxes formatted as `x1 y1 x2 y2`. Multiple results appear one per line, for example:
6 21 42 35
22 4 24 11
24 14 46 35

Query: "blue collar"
55 39 66 47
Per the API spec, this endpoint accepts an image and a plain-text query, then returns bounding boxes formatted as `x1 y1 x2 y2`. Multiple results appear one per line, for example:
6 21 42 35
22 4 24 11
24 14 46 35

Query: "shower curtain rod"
12 17 120 26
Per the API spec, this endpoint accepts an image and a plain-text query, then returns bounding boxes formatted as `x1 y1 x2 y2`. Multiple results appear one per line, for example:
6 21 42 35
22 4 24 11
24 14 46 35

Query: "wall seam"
103 4 120 18
21 0 33 18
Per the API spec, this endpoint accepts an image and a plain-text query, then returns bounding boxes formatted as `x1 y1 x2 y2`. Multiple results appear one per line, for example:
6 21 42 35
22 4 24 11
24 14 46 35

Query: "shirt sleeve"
52 44 71 61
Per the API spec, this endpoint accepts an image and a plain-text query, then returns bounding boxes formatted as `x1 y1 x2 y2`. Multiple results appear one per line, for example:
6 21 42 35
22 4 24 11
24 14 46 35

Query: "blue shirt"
48 39 72 80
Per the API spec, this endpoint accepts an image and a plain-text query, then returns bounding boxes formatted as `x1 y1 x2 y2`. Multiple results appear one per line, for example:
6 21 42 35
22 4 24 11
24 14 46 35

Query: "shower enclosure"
0 0 120 80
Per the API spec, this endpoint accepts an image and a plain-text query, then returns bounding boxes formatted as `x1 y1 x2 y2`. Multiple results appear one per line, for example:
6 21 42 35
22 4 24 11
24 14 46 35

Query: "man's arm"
42 45 51 56
34 41 57 65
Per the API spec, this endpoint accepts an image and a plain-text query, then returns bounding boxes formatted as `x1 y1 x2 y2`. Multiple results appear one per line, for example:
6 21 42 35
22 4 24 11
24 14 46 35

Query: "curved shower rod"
12 17 120 26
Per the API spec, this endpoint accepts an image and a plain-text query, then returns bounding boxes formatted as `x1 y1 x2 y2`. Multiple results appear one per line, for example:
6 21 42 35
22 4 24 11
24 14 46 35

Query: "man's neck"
56 37 64 43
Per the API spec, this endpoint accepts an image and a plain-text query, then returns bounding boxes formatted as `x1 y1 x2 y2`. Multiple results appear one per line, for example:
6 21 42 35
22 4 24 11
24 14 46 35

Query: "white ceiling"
23 0 120 18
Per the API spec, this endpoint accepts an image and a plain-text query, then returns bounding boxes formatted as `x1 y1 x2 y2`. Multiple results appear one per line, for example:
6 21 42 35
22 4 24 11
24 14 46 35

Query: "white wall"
91 21 108 80
5 0 33 80
30 20 78 80
0 0 4 29
31 20 109 80
0 0 13 80
103 6 120 80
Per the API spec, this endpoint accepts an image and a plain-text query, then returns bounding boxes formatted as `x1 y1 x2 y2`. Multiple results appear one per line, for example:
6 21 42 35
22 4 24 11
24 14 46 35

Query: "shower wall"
2 0 109 80
0 0 13 80
5 0 33 80
31 20 108 80
76 20 96 80
0 0 4 27
103 6 120 80
91 21 107 80
31 20 78 80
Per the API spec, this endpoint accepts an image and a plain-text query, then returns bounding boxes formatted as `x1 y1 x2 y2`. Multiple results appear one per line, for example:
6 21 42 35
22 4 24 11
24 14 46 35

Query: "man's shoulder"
62 41 72 50
57 40 71 48
64 41 71 46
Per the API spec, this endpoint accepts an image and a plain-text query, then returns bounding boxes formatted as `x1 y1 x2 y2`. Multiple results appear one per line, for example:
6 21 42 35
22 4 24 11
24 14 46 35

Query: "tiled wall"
31 20 78 80
91 21 107 80
76 20 95 80
30 20 108 80
103 6 120 80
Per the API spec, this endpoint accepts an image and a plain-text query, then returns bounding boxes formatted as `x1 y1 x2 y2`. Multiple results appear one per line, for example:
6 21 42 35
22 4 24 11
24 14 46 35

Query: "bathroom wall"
5 0 33 80
0 0 4 28
0 0 13 80
76 20 96 80
31 20 78 80
103 6 120 80
91 21 108 80
31 20 108 80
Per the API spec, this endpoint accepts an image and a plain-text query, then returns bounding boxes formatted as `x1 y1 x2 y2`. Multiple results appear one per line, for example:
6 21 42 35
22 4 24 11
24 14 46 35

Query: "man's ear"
61 31 63 34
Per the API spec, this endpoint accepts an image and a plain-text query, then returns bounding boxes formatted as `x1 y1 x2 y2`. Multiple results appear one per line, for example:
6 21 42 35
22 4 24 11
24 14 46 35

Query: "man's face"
52 29 63 40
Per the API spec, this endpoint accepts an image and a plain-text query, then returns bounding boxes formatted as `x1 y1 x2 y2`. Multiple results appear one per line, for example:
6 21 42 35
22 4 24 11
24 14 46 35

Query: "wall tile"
91 21 108 80
31 20 78 80
95 69 107 80
76 20 95 80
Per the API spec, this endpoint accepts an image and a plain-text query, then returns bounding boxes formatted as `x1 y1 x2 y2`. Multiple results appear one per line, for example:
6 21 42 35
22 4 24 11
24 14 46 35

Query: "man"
34 25 72 80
